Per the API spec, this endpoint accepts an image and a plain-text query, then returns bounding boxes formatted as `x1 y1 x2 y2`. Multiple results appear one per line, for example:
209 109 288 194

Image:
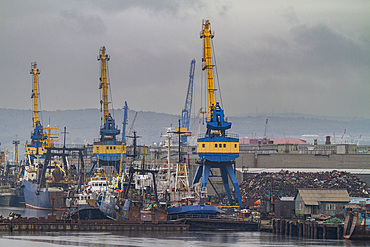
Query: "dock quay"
175 218 259 231
272 218 344 239
0 218 189 232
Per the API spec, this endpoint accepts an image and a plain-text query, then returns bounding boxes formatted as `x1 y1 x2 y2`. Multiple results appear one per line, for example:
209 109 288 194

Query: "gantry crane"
192 20 243 207
92 46 126 175
178 59 196 145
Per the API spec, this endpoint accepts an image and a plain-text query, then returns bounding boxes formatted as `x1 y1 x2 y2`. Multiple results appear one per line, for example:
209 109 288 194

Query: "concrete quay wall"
236 153 370 170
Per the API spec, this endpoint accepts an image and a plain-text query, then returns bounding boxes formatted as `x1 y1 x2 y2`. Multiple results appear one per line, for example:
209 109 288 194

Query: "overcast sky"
1 0 369 118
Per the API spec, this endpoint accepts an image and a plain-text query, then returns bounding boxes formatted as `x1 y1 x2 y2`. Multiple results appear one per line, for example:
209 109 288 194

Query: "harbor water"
0 207 368 247
0 230 369 247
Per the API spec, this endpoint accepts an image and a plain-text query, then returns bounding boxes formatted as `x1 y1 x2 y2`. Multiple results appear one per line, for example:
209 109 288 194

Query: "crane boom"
31 62 40 130
128 112 138 137
200 20 216 121
98 46 110 125
181 59 196 130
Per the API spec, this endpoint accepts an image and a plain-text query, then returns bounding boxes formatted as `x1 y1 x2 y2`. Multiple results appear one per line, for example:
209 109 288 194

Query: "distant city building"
240 138 310 145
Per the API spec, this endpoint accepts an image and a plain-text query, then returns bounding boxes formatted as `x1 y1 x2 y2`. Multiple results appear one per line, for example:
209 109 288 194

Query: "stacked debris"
240 170 370 200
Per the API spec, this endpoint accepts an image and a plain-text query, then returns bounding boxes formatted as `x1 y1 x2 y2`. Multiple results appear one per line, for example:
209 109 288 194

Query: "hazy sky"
1 0 369 118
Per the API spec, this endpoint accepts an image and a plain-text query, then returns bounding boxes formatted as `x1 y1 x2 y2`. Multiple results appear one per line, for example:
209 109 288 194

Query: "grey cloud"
291 24 370 76
61 10 107 35
282 6 300 25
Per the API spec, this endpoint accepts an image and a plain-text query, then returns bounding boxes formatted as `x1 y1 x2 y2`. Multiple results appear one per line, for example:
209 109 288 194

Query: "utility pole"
61 127 69 175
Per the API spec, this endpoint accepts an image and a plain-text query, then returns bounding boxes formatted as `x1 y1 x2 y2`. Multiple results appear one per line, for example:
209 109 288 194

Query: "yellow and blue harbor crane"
92 46 126 176
25 62 58 163
192 20 243 208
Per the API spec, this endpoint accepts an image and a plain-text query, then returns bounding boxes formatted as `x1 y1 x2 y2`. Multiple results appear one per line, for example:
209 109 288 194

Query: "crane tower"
25 62 58 163
192 20 243 208
92 46 126 175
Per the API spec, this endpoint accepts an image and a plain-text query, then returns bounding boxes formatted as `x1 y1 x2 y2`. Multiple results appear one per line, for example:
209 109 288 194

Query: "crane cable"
37 75 44 128
211 39 224 110
106 61 115 120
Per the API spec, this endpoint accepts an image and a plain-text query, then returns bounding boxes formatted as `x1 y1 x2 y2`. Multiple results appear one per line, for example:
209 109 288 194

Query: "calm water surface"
0 207 368 247
0 231 369 247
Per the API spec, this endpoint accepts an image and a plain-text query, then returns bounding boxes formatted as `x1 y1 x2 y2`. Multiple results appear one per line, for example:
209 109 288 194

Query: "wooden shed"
295 189 350 218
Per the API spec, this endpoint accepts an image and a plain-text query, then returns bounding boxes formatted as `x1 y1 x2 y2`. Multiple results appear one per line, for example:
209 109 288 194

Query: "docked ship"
343 199 370 239
22 157 66 210
0 185 17 206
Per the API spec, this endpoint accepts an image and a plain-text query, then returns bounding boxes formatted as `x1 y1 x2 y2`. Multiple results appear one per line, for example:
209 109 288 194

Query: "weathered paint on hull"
23 180 65 210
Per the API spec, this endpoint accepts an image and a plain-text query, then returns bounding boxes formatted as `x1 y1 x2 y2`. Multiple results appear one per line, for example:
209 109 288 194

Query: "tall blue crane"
180 59 196 145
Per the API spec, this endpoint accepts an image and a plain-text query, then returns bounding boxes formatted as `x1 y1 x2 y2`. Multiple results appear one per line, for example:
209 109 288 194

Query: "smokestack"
326 136 331 145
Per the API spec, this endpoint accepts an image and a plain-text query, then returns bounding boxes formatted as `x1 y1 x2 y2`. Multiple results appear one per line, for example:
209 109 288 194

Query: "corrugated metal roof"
280 197 295 201
298 189 350 206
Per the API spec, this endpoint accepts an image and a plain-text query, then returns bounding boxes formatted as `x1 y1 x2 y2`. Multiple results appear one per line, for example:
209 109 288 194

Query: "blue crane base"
192 161 243 208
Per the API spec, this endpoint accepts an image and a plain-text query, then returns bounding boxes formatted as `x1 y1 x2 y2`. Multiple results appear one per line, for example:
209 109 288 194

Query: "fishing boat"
0 185 17 206
22 158 66 210
343 199 370 239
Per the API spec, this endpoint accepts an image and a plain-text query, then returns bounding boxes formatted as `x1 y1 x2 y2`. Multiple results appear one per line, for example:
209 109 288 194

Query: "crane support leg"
220 167 233 203
201 164 211 192
192 165 203 185
226 164 243 208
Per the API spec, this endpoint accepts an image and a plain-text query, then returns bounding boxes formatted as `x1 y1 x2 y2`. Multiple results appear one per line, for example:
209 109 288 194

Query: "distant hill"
1 108 369 157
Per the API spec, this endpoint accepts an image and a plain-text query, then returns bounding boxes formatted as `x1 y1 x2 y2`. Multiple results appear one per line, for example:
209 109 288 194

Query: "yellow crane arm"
30 62 40 129
200 20 216 121
98 46 110 124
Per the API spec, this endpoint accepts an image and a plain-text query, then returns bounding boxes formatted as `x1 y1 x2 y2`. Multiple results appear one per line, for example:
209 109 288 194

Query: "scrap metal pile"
240 170 370 199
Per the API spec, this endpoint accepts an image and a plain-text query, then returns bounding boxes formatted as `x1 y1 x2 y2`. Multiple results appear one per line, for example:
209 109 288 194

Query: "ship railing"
197 132 239 139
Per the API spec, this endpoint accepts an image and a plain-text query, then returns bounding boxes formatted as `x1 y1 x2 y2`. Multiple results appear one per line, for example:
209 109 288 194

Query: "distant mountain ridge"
0 108 369 155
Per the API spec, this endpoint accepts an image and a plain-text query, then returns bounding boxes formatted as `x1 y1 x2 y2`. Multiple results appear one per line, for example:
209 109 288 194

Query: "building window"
219 144 222 148
202 144 205 148
106 147 109 150
215 144 217 148
223 144 226 148
234 144 237 148
326 203 336 210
